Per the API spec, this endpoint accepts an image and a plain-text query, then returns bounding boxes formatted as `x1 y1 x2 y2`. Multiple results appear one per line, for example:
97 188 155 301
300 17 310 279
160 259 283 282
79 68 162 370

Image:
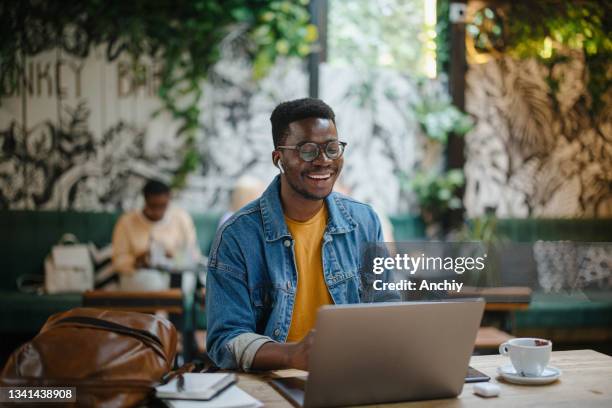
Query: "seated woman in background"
111 179 201 291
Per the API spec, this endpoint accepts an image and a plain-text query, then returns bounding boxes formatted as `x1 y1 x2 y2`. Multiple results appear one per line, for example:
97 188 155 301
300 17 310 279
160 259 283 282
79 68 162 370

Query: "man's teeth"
307 174 331 180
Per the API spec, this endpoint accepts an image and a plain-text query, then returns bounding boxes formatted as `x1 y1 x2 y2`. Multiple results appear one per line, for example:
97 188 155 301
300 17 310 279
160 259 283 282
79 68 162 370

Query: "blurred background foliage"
328 0 471 226
412 79 473 144
328 0 430 76
467 1 611 116
399 79 473 233
435 0 450 75
0 0 317 187
404 168 464 225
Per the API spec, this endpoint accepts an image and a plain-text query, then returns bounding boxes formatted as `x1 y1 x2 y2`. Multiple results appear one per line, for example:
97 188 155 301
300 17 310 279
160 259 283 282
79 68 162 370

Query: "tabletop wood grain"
235 349 612 407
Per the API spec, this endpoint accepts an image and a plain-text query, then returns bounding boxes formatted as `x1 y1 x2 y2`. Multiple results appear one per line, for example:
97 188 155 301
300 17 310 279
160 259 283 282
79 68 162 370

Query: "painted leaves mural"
465 55 612 218
0 102 173 210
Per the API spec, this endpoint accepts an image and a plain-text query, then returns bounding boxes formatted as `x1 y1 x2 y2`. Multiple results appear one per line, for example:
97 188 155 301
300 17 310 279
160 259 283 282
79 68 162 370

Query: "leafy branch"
467 1 611 116
0 0 317 187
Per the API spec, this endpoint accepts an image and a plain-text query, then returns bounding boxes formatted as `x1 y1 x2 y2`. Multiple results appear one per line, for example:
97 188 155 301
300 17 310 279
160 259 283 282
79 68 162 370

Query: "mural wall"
0 47 182 211
464 55 612 218
0 45 425 215
3 40 609 218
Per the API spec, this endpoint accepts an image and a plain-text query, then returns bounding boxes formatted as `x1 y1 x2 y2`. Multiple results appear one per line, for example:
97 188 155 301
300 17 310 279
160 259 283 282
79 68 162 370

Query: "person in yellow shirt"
112 179 200 291
206 98 399 371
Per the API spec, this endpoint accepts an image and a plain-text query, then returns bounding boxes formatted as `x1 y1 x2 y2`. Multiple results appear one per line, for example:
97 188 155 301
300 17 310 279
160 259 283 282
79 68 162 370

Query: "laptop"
270 299 485 407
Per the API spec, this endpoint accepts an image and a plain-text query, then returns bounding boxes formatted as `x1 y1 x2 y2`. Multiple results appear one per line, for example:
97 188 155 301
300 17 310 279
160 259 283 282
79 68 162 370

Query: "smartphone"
465 366 491 383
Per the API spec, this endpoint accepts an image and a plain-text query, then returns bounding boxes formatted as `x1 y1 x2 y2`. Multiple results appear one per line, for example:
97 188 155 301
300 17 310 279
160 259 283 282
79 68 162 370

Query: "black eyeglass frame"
276 140 347 162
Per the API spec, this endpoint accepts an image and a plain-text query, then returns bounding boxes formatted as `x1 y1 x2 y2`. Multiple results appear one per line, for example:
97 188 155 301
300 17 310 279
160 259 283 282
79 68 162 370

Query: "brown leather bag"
1 308 177 407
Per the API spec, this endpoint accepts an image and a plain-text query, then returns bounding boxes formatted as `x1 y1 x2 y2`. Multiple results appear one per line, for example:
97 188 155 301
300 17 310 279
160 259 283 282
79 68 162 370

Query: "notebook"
156 373 236 400
163 385 263 408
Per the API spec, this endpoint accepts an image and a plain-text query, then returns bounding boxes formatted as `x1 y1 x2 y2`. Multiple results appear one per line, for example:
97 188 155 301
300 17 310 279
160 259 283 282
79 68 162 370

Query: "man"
112 179 200 290
206 98 398 371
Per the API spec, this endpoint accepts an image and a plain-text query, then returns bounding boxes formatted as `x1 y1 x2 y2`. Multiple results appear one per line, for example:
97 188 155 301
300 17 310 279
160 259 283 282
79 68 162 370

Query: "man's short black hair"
142 179 170 198
270 98 336 147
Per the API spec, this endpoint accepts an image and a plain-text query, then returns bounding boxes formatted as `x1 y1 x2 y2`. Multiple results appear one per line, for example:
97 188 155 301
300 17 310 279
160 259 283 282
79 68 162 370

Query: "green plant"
411 79 474 143
435 0 451 75
0 0 317 187
467 1 611 116
401 169 464 225
457 209 500 243
413 99 474 143
455 209 506 286
398 80 472 228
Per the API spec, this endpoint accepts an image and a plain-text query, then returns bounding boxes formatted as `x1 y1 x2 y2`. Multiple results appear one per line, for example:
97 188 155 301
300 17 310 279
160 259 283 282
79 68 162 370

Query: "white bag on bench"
45 234 94 294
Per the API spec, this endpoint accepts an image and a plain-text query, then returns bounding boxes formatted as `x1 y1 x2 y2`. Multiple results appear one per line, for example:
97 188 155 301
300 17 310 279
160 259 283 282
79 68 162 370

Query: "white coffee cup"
499 337 552 377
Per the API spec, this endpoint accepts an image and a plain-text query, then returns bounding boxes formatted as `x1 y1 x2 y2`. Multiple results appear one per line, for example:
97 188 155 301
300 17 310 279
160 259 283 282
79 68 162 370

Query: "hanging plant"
401 169 464 225
411 79 474 143
0 0 317 187
399 79 472 232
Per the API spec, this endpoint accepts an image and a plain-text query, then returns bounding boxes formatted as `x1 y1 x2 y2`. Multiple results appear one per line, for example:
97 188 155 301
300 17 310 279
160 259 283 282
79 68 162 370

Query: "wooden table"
236 350 612 407
82 289 184 313
445 286 532 333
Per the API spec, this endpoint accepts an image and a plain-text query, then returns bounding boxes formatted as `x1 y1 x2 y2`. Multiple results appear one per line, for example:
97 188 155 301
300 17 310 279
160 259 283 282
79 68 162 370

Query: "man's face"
143 193 170 222
274 117 343 201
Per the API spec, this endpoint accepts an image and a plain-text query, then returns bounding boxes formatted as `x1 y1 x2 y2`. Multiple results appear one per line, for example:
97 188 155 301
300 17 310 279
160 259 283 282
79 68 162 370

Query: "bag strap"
53 316 170 363
160 353 219 384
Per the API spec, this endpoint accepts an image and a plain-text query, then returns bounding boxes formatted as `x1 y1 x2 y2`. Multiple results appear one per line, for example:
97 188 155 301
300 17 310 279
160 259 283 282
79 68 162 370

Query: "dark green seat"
0 210 223 334
1 211 610 338
493 218 612 336
0 291 82 332
515 291 612 330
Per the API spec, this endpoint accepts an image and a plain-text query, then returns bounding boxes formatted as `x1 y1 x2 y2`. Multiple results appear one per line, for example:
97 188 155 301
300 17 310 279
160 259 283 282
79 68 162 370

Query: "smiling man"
206 98 398 371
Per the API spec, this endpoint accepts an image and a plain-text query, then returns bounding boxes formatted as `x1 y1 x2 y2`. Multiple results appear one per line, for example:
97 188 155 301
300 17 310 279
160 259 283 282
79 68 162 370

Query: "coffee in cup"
499 338 552 377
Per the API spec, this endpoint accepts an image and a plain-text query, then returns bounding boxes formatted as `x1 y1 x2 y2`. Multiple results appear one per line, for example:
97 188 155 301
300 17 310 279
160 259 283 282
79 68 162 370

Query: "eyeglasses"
276 140 347 162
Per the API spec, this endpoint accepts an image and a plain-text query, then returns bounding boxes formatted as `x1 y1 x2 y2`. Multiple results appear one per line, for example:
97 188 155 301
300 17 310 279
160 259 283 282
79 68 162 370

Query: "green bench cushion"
0 291 82 332
0 211 120 291
0 211 223 292
515 291 612 329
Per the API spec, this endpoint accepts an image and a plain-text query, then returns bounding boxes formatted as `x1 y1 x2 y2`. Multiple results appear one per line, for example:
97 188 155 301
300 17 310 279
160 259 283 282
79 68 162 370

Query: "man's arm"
207 257 314 370
251 330 314 371
205 258 272 370
207 221 317 371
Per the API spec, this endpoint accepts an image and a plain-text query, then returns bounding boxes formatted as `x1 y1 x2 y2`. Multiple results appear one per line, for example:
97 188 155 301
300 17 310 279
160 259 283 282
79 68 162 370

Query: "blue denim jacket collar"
260 175 357 242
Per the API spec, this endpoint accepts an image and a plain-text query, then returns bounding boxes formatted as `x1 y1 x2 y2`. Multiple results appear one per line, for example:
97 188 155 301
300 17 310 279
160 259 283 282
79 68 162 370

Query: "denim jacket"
205 176 399 370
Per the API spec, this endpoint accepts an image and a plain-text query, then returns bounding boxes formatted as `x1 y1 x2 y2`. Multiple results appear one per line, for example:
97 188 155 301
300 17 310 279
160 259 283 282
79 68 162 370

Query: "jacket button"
283 240 291 247
274 328 281 336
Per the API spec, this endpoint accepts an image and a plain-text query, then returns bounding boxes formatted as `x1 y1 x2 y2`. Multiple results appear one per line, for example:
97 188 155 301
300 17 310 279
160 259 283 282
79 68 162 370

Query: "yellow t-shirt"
285 204 334 342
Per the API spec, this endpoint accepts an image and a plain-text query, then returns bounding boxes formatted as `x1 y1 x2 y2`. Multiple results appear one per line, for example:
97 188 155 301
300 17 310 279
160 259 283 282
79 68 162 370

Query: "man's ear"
272 151 285 174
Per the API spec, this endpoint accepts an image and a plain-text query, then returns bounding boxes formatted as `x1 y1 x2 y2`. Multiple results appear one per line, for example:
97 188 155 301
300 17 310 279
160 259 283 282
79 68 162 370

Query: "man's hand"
134 252 150 268
286 330 315 370
251 330 316 371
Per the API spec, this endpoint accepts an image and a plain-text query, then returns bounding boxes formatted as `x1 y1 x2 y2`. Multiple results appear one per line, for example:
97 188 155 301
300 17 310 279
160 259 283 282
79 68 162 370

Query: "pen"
177 374 185 392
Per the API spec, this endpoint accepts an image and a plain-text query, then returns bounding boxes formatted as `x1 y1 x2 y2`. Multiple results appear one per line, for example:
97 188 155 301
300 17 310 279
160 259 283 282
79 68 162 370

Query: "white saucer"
497 365 561 385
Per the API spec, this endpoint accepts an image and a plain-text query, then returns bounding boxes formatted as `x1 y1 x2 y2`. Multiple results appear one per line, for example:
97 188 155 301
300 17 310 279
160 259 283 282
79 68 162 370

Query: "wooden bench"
475 326 514 350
